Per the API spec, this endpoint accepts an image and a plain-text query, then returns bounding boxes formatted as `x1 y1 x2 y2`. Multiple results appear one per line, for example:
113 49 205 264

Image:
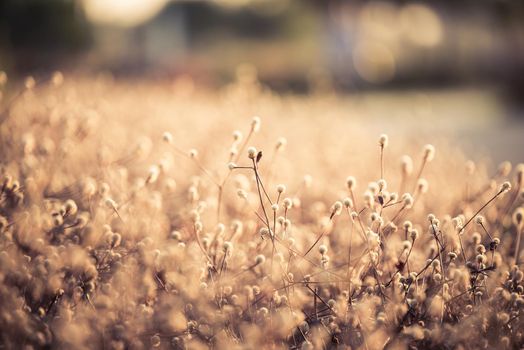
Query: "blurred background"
1 0 523 163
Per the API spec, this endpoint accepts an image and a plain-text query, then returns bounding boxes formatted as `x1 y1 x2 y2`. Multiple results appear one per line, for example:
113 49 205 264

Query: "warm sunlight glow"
82 0 169 27
400 4 443 47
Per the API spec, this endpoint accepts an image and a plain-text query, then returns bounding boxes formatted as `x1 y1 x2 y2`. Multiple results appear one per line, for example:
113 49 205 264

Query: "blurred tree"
0 0 92 73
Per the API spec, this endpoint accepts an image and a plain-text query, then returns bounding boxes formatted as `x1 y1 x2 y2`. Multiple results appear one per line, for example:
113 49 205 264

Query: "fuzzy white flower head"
410 229 419 241
498 161 512 177
105 198 117 208
232 130 243 142
194 221 203 232
255 254 266 265
451 216 462 229
146 165 160 184
162 132 173 144
363 191 374 208
401 155 413 175
237 189 248 199
216 223 225 234
251 116 261 133
276 137 287 151
189 149 198 158
475 215 484 225
247 147 257 159
423 144 435 162
500 181 511 193
368 182 379 195
513 207 524 227
417 179 428 193
303 174 313 188
379 134 389 148
228 162 236 170
402 193 414 208
346 176 356 190
277 184 286 193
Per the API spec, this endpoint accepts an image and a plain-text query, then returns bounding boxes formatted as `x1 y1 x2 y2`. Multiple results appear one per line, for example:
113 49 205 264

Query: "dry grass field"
1 74 523 349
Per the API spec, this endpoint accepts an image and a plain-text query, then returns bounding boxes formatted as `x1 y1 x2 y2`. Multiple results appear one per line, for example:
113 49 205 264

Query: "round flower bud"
223 241 233 253
410 229 419 241
401 155 413 175
402 193 413 208
417 179 428 193
162 132 173 144
498 161 512 177
476 254 486 264
150 335 161 348
189 149 198 158
379 134 388 148
500 181 511 193
346 176 356 190
105 198 117 209
276 137 287 151
333 201 343 213
476 244 486 254
259 227 269 237
251 116 261 133
233 130 242 142
423 144 435 162
247 147 257 159
513 207 524 227
255 254 266 265
475 215 484 225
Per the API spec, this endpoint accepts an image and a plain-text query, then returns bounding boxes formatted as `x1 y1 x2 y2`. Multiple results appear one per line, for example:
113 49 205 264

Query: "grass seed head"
247 146 257 159
379 134 389 148
423 144 435 162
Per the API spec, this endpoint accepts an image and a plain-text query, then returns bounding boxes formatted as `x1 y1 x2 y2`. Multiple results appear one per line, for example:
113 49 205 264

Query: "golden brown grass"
0 74 523 349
